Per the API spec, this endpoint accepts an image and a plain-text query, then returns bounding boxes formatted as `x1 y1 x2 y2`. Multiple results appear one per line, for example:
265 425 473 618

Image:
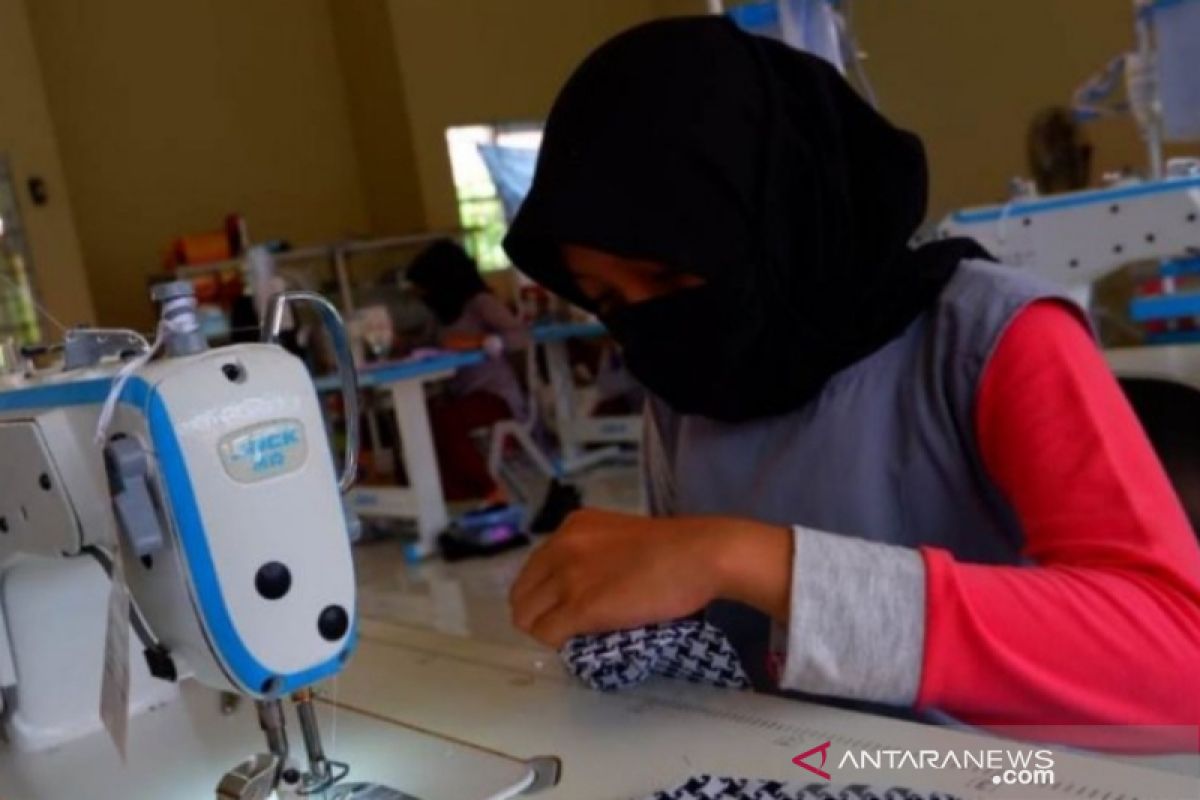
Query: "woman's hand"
509 508 792 648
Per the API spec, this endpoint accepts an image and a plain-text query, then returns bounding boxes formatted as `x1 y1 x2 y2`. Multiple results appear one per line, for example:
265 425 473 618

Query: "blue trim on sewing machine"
1146 330 1200 345
949 176 1200 226
313 351 485 393
1130 290 1200 323
355 351 485 389
0 376 354 695
1159 257 1200 278
315 321 610 392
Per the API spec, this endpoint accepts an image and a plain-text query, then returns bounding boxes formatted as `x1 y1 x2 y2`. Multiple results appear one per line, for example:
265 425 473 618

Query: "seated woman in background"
407 239 531 503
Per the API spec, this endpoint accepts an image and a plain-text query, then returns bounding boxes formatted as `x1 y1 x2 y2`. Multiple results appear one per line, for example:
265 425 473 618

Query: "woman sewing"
407 239 531 504
503 17 1200 731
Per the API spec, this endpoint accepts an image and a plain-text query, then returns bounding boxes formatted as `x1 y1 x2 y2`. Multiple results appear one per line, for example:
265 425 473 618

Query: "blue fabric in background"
477 144 539 223
1153 0 1200 139
727 0 845 73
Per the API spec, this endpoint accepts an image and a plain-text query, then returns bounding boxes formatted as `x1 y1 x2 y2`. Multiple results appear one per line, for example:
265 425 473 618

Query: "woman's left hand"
509 508 790 648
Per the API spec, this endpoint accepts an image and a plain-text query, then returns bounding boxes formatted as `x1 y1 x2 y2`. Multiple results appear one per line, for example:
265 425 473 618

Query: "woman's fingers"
509 544 558 606
528 603 588 649
510 508 682 647
511 566 564 635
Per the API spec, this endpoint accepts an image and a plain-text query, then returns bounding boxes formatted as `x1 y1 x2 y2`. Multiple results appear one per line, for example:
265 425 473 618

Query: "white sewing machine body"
0 338 357 751
0 285 556 799
934 169 1200 297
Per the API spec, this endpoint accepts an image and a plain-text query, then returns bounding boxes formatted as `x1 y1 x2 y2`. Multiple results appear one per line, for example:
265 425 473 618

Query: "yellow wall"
384 0 1187 234
0 0 94 332
384 0 700 232
26 0 370 330
330 0 426 236
836 0 1188 218
15 0 1195 330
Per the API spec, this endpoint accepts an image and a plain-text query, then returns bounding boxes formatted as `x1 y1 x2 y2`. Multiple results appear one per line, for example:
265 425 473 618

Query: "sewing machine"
928 0 1199 302
0 282 556 798
930 161 1200 300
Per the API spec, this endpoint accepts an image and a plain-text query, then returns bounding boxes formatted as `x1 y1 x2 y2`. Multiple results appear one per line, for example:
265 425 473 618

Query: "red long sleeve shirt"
918 301 1200 736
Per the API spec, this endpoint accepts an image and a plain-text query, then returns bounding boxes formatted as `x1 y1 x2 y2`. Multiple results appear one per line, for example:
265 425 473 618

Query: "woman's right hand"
509 508 792 648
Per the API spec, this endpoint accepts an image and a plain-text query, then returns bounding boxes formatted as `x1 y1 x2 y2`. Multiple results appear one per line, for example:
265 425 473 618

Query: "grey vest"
645 260 1076 704
647 259 1076 563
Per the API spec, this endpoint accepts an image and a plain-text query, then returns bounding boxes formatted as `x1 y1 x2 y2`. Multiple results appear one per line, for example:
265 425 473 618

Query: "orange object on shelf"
172 230 233 267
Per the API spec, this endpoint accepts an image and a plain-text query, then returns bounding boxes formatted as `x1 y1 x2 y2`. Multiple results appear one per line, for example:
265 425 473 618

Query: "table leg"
363 393 387 479
390 380 448 558
543 340 580 468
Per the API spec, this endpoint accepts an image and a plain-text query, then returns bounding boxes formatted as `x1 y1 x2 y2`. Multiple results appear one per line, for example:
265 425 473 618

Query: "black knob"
254 562 291 600
317 605 349 641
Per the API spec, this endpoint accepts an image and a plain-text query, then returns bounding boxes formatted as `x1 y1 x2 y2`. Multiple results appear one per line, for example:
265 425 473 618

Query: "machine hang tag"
99 551 131 761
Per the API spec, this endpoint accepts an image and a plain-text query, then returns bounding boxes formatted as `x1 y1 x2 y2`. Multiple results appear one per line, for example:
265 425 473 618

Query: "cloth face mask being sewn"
643 776 961 800
561 620 750 692
562 627 960 800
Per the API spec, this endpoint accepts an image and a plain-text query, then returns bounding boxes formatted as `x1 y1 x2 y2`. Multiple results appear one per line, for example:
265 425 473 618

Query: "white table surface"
4 619 1196 800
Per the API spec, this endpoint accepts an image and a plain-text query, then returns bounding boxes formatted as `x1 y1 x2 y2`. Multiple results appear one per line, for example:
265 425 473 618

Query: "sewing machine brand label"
218 419 308 483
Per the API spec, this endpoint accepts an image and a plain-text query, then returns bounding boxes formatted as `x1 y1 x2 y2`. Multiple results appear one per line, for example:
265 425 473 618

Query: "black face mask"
604 285 820 423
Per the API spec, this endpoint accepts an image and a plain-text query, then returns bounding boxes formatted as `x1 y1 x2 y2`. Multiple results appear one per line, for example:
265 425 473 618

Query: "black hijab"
407 239 490 325
504 17 988 422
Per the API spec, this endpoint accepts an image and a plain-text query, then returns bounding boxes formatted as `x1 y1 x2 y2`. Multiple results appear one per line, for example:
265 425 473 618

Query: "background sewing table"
319 321 625 559
529 321 641 475
326 350 485 559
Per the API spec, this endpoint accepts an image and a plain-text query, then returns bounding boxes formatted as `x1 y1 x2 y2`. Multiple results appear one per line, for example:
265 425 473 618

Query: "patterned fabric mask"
562 625 959 800
643 776 960 800
561 620 750 691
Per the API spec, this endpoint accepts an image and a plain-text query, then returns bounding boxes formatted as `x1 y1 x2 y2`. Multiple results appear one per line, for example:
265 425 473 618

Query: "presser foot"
215 753 282 800
296 757 351 795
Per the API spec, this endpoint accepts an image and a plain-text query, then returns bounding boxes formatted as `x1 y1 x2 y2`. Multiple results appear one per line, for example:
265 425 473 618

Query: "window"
0 157 40 344
446 123 542 271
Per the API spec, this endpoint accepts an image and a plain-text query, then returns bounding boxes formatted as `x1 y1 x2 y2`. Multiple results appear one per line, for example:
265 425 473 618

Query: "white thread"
995 199 1016 247
93 297 195 445
161 295 200 334
329 674 339 760
93 325 164 445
